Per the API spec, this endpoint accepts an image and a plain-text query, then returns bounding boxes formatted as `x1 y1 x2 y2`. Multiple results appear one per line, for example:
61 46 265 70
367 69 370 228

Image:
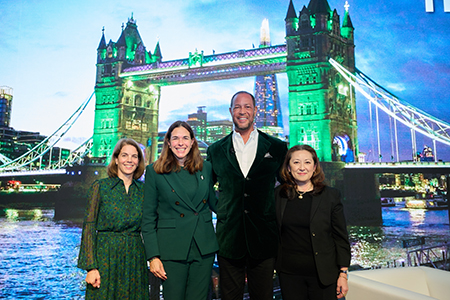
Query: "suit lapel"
278 196 288 232
191 169 208 208
220 134 243 177
162 172 196 211
247 131 271 175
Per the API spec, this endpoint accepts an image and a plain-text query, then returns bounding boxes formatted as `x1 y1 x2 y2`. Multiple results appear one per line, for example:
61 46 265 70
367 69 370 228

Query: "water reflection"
349 206 450 269
5 208 45 221
0 209 84 299
0 206 448 299
408 209 426 226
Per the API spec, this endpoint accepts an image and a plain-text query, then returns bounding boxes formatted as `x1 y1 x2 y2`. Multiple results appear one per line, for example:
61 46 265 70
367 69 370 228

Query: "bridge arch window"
103 65 111 75
300 130 319 150
306 104 312 115
107 46 113 58
126 120 132 130
135 95 142 107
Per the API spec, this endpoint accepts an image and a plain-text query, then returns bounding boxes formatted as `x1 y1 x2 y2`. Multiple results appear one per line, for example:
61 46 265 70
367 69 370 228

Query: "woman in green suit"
142 121 219 300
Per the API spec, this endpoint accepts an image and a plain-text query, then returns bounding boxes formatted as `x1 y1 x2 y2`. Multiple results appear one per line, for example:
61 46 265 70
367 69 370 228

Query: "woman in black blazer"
275 144 351 300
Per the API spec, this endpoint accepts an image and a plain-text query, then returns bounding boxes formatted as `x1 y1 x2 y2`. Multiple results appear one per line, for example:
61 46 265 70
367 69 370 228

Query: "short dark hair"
107 138 145 179
279 144 326 199
153 120 203 174
230 91 256 108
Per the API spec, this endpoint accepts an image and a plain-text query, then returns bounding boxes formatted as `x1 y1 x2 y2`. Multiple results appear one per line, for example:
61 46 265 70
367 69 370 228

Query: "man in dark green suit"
207 91 288 300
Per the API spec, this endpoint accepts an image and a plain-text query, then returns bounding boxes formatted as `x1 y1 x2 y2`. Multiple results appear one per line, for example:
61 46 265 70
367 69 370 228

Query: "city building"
206 120 233 144
0 86 13 128
186 107 233 145
187 106 207 142
254 19 284 139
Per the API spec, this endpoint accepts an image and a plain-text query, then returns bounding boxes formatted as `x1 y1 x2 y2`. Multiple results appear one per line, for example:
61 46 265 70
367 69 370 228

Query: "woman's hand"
86 269 101 288
150 257 167 280
336 275 349 299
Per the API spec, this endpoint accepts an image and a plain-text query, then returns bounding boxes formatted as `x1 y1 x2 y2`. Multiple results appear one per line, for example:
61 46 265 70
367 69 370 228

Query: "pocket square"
264 152 273 158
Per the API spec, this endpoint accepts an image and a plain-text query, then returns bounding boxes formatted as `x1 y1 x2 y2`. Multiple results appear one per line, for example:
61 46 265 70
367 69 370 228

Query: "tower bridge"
1 0 450 225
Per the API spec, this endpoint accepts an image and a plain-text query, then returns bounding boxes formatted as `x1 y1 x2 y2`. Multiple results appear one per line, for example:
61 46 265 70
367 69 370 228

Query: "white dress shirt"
232 128 259 177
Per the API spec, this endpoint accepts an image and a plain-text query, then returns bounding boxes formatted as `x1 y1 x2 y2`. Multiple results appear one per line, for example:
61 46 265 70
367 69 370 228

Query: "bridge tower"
285 0 357 162
94 16 161 164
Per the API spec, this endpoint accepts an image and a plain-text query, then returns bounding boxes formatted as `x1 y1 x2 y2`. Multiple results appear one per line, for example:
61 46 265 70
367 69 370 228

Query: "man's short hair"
230 91 256 108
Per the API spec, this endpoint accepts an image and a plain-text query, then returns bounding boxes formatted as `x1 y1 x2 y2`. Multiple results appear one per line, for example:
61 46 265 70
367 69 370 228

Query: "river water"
0 205 449 299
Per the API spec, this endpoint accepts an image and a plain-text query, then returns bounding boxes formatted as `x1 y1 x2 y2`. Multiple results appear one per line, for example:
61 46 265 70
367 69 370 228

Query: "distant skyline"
1 0 449 161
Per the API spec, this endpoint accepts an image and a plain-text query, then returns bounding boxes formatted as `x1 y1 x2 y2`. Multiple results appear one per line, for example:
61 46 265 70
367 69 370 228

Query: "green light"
310 15 316 28
6 209 19 220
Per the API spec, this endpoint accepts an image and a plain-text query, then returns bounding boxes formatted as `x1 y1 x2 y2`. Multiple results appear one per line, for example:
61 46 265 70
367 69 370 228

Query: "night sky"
1 0 449 161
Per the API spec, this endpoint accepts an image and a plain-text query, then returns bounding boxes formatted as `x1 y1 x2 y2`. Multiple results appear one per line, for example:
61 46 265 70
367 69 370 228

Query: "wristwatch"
339 270 348 274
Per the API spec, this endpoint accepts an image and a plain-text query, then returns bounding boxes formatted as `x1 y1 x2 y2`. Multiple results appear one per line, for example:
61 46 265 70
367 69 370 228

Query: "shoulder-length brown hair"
107 138 145 179
280 144 326 199
153 121 203 174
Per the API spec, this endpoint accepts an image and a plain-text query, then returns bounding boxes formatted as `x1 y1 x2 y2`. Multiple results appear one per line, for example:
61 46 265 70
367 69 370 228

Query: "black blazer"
275 185 351 286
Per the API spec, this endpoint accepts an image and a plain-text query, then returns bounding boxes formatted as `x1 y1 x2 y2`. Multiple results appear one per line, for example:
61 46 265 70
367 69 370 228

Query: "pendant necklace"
297 190 307 199
296 184 313 199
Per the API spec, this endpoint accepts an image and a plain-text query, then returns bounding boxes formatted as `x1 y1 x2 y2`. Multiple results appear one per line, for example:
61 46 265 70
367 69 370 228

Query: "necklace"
297 190 307 199
296 184 313 199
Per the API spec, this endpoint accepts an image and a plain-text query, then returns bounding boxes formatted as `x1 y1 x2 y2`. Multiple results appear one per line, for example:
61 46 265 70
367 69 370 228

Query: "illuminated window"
135 95 142 106
132 120 141 130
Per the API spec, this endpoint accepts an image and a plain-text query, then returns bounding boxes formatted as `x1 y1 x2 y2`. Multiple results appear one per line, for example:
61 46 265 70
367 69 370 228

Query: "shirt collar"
109 176 141 190
232 127 258 143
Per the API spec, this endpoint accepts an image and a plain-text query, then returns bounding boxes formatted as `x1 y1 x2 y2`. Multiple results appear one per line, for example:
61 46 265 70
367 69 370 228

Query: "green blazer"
206 130 288 260
141 161 219 261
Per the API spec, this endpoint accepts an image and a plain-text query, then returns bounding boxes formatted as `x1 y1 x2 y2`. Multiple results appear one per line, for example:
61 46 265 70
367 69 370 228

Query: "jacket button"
244 193 249 197
180 213 185 218
172 189 175 193
194 212 199 216
175 201 180 205
315 252 318 255
202 199 207 203
244 210 249 214
312 233 316 237
246 177 251 181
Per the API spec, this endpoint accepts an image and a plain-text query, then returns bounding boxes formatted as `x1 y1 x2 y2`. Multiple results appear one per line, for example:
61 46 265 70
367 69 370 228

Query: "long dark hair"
279 144 326 199
153 121 203 174
107 138 145 179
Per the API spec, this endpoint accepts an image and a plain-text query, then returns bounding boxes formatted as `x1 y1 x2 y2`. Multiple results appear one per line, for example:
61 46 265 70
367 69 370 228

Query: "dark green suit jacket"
206 130 288 260
141 161 219 261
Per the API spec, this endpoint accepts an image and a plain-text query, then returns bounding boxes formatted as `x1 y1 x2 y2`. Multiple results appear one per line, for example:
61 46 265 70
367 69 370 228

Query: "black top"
280 191 317 276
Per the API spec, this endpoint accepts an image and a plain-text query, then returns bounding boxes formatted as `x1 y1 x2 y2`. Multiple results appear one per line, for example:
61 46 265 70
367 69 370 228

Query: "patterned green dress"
78 177 149 299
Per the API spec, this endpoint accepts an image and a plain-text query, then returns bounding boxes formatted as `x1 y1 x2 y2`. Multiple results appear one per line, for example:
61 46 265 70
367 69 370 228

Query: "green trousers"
161 240 215 300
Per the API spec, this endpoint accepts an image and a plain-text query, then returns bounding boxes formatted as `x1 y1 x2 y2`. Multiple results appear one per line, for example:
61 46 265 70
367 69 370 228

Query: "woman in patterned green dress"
78 138 149 299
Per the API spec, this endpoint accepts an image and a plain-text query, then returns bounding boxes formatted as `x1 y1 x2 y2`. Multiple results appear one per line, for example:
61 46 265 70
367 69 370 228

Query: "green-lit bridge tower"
94 16 162 164
285 0 357 162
